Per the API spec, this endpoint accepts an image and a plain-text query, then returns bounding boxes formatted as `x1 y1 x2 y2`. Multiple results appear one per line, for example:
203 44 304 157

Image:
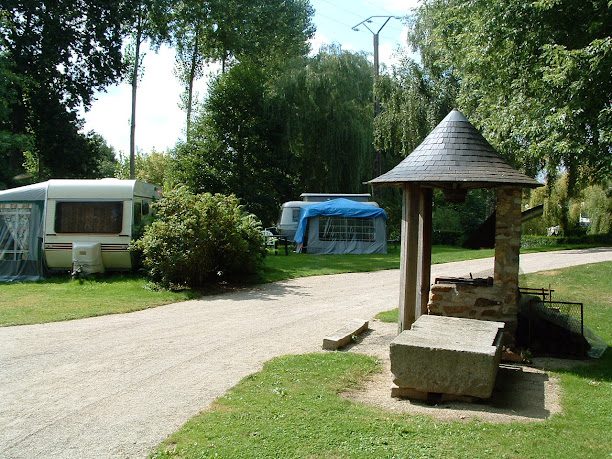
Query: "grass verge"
258 245 495 283
152 262 611 458
0 275 197 326
153 358 611 458
1 244 606 326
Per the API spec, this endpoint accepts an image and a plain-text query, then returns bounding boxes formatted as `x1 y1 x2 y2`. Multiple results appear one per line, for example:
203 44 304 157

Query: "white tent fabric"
0 183 48 281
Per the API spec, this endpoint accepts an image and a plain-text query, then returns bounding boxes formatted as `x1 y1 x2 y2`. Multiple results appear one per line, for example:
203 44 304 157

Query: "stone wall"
493 187 522 315
428 283 516 341
426 187 522 343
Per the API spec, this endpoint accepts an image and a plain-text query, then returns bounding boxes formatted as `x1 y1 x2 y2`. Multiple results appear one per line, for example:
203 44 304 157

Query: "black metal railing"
519 287 586 357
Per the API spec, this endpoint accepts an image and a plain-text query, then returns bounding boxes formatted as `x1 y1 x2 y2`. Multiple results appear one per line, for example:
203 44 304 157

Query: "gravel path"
1 248 610 458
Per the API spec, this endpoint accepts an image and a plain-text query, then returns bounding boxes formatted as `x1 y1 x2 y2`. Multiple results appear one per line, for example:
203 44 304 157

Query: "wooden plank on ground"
322 319 369 350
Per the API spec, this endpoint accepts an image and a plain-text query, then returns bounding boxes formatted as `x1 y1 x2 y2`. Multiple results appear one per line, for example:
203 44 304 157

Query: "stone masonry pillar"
493 187 522 338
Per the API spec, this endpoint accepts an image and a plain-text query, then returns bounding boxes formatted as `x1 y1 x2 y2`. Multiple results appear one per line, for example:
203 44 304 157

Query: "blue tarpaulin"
294 198 387 244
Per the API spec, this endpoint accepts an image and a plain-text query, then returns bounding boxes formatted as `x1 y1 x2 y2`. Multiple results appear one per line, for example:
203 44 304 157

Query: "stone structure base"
390 315 504 399
428 282 517 344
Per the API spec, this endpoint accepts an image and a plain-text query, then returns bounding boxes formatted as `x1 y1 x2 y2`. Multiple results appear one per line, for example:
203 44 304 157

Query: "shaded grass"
152 261 612 458
0 274 197 326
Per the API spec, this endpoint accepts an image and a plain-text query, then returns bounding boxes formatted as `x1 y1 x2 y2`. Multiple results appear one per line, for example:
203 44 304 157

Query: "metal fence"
519 286 586 357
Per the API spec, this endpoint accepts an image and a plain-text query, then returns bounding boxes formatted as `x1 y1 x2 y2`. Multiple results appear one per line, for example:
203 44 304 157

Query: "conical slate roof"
369 109 541 188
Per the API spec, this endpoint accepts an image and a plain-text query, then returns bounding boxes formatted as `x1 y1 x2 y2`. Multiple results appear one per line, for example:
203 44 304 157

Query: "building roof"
369 109 541 189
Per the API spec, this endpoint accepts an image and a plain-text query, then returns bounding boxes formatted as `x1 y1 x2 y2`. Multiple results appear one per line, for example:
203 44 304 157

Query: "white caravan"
0 179 160 280
277 193 376 240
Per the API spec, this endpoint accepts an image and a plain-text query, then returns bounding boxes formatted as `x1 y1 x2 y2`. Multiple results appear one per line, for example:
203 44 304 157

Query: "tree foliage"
411 0 611 188
115 149 175 188
174 61 285 224
174 47 376 225
0 50 31 188
0 0 133 186
170 0 315 137
524 175 611 235
270 46 375 193
374 52 457 169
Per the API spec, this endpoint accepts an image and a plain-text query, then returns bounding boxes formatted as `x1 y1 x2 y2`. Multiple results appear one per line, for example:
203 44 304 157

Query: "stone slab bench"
390 315 504 399
322 319 369 350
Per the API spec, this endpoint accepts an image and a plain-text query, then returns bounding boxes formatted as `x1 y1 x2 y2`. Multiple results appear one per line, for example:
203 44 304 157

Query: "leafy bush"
432 230 463 246
133 187 266 288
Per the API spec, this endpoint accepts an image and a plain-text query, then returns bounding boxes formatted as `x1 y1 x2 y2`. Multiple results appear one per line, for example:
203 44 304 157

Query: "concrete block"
390 315 504 398
322 319 369 350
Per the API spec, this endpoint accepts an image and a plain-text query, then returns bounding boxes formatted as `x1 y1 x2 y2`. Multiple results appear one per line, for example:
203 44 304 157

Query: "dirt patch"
343 321 562 423
535 270 562 277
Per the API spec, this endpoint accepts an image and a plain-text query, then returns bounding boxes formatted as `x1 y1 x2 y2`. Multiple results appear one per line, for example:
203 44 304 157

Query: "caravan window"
133 202 142 225
292 208 301 222
319 217 375 242
55 202 123 234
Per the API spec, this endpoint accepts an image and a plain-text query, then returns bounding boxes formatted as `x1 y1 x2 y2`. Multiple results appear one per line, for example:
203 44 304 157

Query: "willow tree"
174 47 375 224
270 46 375 194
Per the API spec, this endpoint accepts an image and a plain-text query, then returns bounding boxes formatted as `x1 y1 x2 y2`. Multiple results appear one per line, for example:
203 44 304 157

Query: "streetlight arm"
376 17 392 35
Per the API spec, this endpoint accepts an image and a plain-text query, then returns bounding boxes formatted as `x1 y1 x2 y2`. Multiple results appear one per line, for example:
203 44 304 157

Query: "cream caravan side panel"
44 198 133 270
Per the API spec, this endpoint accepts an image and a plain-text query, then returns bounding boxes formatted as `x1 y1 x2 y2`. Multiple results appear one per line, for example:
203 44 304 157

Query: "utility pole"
352 15 401 176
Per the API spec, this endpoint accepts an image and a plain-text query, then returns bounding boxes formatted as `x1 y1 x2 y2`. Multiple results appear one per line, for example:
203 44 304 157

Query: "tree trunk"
560 158 578 235
185 30 199 141
129 21 143 180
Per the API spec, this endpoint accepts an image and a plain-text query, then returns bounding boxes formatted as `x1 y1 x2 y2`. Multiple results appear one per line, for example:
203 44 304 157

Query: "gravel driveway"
1 248 610 458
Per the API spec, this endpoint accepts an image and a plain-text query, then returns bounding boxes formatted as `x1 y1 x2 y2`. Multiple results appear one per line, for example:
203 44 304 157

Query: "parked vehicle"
0 179 160 281
276 193 380 243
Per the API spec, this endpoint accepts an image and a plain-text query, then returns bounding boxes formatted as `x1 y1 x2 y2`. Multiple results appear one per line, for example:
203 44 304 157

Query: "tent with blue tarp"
294 198 387 254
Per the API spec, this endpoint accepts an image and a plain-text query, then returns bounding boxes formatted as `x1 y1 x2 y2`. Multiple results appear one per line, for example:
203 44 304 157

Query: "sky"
82 0 420 156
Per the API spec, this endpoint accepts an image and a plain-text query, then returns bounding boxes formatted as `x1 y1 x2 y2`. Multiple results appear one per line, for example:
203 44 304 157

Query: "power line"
317 0 365 20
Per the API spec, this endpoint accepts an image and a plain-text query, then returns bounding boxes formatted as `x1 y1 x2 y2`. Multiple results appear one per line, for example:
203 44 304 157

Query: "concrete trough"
390 315 504 399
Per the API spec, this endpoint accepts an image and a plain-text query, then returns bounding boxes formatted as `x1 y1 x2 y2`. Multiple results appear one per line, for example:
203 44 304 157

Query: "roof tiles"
369 109 541 188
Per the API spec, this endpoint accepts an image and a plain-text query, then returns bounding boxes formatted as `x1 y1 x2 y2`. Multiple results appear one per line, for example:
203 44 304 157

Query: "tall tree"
410 0 611 232
125 0 171 179
270 46 375 194
175 47 376 224
0 0 132 185
170 0 315 139
374 53 457 168
170 0 216 140
174 62 283 223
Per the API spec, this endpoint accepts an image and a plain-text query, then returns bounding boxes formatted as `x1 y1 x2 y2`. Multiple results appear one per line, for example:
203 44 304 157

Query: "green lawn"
0 275 196 326
152 262 612 458
0 244 605 326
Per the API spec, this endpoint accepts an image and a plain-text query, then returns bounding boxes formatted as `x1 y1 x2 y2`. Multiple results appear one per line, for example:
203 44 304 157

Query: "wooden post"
398 183 421 332
417 188 433 316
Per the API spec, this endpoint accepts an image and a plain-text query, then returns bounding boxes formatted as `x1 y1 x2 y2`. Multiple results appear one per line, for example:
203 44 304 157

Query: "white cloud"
309 31 329 55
